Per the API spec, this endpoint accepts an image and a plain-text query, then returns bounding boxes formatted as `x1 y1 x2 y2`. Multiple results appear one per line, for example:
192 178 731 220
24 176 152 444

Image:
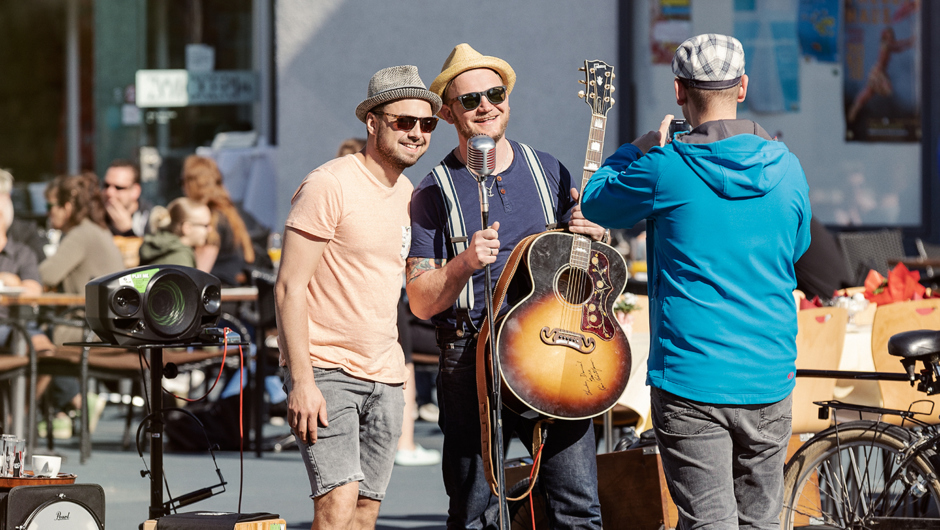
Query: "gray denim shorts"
283 367 404 500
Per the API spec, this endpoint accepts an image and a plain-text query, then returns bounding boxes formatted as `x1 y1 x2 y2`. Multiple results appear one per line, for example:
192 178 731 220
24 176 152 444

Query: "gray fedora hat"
356 65 442 123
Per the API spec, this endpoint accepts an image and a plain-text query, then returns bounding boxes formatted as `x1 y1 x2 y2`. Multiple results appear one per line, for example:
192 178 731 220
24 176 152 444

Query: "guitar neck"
580 113 607 198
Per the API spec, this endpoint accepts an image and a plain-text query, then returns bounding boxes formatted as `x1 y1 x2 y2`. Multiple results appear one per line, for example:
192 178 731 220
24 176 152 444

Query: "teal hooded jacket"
582 120 811 405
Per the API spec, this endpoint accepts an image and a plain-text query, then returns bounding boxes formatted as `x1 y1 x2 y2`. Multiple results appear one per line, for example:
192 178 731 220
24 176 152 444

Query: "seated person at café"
37 173 124 438
102 159 153 238
0 169 46 261
181 155 261 286
138 198 212 268
0 189 52 352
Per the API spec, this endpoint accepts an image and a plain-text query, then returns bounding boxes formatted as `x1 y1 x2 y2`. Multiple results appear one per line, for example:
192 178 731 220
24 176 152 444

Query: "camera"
668 119 691 141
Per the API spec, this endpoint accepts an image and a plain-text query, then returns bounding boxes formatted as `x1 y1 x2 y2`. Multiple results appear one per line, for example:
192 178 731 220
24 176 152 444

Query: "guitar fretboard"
582 114 607 187
571 112 608 272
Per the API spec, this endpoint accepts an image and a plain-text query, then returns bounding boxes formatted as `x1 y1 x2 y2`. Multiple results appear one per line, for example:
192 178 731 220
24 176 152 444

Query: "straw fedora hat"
429 43 516 101
355 65 442 123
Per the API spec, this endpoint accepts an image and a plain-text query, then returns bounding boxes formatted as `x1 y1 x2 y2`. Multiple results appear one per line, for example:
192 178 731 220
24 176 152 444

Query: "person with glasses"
276 65 441 529
101 159 153 238
138 197 212 268
38 172 124 438
407 43 605 529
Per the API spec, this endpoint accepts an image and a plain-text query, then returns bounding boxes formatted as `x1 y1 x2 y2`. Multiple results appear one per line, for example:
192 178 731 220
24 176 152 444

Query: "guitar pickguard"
579 250 617 340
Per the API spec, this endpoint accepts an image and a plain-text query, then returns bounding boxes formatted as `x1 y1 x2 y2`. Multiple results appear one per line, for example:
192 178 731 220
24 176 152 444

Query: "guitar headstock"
578 60 616 116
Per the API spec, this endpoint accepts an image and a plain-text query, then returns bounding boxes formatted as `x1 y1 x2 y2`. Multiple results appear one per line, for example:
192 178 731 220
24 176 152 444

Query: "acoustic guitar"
491 60 631 420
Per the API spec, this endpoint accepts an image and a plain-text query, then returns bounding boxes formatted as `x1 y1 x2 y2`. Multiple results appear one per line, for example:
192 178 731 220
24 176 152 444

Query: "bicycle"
783 329 940 530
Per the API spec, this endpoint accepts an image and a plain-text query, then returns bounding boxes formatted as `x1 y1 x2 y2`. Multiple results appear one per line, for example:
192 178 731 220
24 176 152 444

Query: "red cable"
163 332 231 403
529 443 544 529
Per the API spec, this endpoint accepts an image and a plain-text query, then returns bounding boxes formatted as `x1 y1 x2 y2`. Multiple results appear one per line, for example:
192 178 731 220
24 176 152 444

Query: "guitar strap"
431 142 557 333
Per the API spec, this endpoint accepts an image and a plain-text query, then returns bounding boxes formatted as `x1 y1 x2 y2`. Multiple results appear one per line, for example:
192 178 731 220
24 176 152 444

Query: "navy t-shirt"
409 139 577 329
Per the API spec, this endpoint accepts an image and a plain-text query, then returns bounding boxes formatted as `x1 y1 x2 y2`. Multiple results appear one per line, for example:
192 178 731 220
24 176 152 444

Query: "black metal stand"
66 338 250 520
476 180 509 530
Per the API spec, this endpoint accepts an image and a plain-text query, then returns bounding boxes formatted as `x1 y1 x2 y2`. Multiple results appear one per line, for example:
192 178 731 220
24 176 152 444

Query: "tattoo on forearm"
406 257 444 284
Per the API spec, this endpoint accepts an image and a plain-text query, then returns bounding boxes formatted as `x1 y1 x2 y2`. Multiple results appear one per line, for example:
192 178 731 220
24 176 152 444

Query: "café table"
0 292 86 455
0 287 260 459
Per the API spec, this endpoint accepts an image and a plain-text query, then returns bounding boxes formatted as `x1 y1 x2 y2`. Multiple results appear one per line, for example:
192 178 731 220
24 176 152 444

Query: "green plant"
613 292 639 314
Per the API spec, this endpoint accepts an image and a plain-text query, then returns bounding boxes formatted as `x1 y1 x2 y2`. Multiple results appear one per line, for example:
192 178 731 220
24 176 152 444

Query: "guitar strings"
564 72 611 337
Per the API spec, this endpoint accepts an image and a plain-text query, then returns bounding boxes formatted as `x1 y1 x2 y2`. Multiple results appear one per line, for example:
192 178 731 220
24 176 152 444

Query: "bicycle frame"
792 365 940 525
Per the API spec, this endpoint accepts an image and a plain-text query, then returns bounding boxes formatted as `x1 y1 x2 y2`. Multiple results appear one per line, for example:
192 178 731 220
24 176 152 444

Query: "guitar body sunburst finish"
496 231 631 419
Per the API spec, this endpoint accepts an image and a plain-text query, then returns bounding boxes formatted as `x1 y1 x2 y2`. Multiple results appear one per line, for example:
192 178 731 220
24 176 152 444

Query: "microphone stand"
476 175 509 530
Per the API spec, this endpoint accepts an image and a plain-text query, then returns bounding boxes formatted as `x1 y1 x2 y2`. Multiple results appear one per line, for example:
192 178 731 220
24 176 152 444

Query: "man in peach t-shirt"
275 65 441 530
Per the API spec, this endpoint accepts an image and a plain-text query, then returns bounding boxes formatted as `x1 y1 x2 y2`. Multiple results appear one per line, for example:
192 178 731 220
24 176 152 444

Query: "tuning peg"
610 98 616 105
578 67 586 72
578 79 586 84
578 90 585 99
610 85 616 92
611 73 616 79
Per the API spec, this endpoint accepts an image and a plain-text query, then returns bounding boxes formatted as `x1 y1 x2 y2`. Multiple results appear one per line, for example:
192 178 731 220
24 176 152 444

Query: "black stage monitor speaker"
86 265 222 346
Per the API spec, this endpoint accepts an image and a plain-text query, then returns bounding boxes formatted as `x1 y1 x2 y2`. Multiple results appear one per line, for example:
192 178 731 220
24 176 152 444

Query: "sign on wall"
734 0 801 114
135 70 257 108
843 0 920 142
797 0 839 62
650 0 692 65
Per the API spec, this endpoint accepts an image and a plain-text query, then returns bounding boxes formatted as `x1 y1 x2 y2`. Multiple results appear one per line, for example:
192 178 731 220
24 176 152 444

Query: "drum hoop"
18 497 103 530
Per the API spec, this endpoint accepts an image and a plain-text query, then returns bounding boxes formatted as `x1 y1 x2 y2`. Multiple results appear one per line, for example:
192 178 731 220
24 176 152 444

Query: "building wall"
274 0 620 227
629 0 921 227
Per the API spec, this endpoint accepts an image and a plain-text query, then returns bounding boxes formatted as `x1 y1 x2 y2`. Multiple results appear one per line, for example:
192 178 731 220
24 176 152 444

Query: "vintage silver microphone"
467 133 496 180
466 133 509 530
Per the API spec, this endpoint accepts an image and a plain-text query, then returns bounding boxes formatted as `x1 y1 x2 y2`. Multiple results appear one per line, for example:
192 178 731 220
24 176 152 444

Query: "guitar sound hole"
556 268 592 305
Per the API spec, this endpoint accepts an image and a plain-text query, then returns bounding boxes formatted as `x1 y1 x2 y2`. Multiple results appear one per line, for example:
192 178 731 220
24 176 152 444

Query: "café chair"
914 237 940 288
791 306 848 437
112 236 143 269
836 229 905 286
37 311 251 463
0 354 29 435
870 298 940 425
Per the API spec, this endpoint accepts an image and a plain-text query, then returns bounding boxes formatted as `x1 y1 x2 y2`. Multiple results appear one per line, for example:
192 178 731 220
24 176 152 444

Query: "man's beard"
376 138 424 173
456 108 510 145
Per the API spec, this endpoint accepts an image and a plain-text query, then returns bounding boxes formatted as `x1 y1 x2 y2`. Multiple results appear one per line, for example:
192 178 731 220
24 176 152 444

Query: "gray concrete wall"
274 0 620 227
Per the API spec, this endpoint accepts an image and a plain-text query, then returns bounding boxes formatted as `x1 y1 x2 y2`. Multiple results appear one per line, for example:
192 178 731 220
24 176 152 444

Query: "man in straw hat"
407 44 604 528
276 65 441 529
583 34 811 528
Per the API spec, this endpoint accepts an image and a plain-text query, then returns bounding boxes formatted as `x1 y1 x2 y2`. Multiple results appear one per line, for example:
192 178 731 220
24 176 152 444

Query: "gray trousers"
651 387 793 530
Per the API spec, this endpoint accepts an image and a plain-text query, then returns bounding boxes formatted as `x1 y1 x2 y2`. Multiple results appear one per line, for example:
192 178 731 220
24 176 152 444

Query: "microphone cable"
136 328 247 514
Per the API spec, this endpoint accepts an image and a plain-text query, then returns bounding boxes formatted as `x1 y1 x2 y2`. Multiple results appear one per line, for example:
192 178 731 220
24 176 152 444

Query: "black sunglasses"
452 85 507 111
372 112 438 133
101 181 131 191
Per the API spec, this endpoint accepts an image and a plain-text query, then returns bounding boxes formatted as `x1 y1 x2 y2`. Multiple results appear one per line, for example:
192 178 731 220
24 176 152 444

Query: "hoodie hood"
139 231 195 265
671 119 791 199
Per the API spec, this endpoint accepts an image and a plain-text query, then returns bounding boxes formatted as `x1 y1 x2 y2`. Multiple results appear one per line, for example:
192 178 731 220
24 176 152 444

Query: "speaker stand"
67 339 250 520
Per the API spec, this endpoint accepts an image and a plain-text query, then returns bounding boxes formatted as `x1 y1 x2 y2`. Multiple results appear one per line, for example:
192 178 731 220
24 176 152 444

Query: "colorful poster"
843 0 920 143
797 0 839 62
734 0 801 113
650 0 692 65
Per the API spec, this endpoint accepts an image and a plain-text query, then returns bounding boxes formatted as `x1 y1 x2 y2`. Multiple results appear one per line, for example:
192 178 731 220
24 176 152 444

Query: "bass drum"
19 499 103 530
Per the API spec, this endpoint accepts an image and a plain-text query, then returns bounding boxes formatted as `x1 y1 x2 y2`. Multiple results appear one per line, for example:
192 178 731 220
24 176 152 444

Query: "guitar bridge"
540 326 596 354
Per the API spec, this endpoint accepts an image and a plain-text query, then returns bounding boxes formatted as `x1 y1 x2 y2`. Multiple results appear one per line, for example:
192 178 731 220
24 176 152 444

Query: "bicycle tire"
782 420 940 530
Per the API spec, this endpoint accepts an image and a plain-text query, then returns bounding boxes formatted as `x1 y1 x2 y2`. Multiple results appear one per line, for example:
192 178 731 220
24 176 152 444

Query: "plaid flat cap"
672 34 745 90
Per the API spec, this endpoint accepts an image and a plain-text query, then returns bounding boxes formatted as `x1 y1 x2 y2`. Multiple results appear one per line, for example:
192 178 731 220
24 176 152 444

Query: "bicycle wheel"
783 420 940 530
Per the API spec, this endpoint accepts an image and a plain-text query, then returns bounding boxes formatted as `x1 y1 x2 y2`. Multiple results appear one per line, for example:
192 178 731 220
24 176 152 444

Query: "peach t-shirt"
281 154 412 384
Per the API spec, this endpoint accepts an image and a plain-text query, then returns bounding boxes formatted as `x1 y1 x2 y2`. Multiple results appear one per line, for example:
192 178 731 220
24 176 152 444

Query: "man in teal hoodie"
582 34 811 529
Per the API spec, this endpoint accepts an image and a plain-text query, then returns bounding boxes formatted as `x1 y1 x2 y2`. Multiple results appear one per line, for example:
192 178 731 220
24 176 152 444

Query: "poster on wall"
843 0 920 142
733 0 801 113
797 0 839 62
650 0 692 65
